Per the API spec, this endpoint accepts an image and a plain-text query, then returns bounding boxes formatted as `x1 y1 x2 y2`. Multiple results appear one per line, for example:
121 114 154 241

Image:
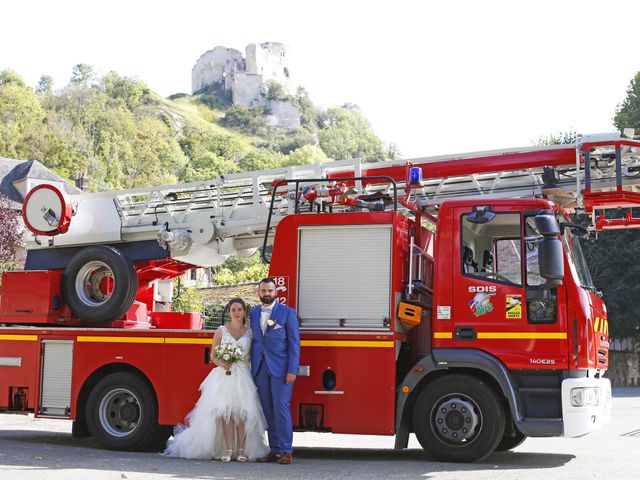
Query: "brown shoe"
257 453 281 463
278 453 293 464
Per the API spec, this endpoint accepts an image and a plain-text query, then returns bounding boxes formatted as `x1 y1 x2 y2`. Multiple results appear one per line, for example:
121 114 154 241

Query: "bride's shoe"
237 449 247 462
221 449 233 462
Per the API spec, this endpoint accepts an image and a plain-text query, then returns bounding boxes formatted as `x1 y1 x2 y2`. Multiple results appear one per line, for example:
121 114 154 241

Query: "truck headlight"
570 387 600 407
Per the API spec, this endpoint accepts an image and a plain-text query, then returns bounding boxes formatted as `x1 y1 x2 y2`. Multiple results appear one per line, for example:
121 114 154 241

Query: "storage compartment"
0 270 65 324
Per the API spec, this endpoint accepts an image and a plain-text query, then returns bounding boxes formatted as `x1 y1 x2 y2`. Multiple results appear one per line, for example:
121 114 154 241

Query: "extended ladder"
24 132 640 260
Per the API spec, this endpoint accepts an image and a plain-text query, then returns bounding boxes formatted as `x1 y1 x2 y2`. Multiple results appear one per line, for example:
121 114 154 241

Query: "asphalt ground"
0 388 638 480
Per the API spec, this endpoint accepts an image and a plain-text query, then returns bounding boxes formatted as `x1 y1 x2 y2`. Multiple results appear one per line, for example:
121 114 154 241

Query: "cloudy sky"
2 0 639 158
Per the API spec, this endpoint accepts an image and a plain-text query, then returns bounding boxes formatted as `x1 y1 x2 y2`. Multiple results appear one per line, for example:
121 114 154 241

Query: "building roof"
0 157 81 208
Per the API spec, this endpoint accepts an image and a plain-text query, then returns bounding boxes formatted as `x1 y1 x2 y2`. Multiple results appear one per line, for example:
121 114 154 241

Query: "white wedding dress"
163 325 269 460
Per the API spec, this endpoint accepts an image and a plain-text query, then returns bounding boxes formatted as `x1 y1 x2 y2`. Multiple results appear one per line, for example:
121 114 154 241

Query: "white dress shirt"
260 302 275 333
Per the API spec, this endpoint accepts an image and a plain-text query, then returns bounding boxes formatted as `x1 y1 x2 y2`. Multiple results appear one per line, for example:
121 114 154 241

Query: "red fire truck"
1 132 636 461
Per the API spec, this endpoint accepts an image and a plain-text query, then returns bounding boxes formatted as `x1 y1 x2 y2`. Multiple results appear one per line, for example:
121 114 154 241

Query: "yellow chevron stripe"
594 317 600 332
0 334 38 341
605 320 609 335
434 332 453 339
76 336 164 344
476 332 567 339
301 340 394 348
165 337 212 345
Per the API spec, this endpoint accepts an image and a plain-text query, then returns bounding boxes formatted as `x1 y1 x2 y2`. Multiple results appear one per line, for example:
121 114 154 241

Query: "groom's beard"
259 294 275 305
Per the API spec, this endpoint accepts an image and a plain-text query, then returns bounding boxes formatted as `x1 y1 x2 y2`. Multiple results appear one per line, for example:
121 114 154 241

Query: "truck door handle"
455 326 477 341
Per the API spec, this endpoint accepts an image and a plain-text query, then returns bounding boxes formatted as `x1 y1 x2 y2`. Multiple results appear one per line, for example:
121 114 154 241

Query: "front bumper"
561 376 612 437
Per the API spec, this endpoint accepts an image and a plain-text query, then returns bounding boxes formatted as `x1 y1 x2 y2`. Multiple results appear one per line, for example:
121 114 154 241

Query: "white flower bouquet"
214 342 244 375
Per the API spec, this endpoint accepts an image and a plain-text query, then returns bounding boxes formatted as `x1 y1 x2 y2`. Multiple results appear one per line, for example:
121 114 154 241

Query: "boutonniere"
266 318 276 328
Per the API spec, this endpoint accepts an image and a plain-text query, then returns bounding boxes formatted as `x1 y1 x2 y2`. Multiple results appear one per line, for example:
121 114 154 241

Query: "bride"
164 297 269 461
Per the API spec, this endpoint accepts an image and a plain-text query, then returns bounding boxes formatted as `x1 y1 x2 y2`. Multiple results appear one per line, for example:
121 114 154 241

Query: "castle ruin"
192 42 300 129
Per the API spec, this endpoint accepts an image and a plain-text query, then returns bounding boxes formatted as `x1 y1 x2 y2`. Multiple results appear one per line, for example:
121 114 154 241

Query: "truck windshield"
562 227 595 291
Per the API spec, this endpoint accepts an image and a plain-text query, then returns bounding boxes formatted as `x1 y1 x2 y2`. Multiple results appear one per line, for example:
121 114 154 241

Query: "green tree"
283 144 329 167
614 71 640 131
0 70 26 87
69 63 96 88
317 104 386 162
0 72 46 158
533 129 577 146
36 75 53 95
262 80 288 101
293 86 317 131
171 283 204 313
102 71 151 109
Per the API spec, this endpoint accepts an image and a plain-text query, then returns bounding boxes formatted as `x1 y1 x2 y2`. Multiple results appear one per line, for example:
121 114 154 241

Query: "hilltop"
0 65 398 192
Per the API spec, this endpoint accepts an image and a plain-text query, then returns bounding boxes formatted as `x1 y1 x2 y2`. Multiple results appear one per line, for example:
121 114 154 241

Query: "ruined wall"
268 100 301 129
229 72 264 107
192 42 300 129
245 42 293 93
191 46 244 94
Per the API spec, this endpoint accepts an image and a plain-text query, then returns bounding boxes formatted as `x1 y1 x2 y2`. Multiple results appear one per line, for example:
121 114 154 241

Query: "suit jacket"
250 302 300 378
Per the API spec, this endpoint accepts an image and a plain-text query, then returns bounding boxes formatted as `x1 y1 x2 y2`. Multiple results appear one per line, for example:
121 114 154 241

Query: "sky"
2 0 640 159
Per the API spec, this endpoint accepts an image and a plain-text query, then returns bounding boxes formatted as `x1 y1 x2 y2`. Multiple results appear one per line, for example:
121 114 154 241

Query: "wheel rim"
431 393 481 446
75 261 115 306
98 388 141 437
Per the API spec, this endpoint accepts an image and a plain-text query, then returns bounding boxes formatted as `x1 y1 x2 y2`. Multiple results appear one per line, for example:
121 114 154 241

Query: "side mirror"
560 222 589 238
535 214 564 287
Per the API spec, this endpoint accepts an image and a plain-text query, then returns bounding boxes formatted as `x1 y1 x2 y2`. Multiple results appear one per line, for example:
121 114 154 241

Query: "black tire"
85 372 161 451
495 427 526 451
62 245 137 323
412 374 505 462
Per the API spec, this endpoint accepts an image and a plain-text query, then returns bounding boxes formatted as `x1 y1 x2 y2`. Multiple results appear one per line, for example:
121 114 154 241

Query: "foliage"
292 86 317 131
0 70 26 87
533 129 577 146
171 283 204 313
283 144 329 167
0 195 22 280
214 263 269 285
221 104 270 136
36 75 53 95
256 128 316 155
0 71 46 159
582 226 640 337
614 72 640 132
262 80 288 101
69 63 96 88
317 104 386 162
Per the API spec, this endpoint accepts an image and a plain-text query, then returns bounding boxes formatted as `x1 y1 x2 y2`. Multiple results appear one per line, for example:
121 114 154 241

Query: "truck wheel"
86 372 163 451
495 428 526 451
412 374 505 462
62 245 137 323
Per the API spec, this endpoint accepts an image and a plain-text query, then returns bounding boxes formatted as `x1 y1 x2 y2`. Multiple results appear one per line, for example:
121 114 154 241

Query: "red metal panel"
0 332 40 409
293 336 397 435
0 270 66 324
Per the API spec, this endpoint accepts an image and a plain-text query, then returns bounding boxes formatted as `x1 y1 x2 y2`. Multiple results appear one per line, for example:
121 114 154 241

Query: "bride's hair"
225 297 246 324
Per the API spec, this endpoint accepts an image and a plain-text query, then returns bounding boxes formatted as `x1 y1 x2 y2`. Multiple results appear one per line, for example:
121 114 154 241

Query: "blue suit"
251 302 300 455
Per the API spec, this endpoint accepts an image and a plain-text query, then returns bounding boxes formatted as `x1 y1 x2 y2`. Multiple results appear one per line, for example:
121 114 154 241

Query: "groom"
250 277 300 465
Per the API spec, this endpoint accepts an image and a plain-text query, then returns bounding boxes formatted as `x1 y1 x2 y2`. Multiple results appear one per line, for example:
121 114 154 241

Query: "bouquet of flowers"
214 342 244 375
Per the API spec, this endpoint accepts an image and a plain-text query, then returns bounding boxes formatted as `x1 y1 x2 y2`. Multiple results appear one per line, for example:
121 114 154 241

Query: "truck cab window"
462 212 522 286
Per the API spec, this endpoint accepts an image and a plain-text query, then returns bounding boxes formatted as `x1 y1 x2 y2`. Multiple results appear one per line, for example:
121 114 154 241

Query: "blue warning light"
408 167 423 186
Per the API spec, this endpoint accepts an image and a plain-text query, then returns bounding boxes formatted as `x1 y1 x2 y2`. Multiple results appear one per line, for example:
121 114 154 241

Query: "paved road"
1 389 638 480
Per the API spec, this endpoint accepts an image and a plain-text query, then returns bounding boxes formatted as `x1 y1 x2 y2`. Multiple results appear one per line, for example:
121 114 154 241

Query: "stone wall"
608 338 640 387
267 100 301 129
191 46 244 94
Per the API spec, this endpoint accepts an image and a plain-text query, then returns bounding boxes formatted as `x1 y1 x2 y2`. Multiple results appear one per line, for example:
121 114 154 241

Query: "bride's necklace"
226 322 246 339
